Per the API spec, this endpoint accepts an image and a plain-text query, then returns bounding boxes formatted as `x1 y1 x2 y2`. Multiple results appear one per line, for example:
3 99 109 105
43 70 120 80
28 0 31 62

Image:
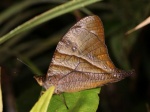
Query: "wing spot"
87 53 94 60
113 74 117 77
65 39 71 47
72 46 77 52
104 65 107 69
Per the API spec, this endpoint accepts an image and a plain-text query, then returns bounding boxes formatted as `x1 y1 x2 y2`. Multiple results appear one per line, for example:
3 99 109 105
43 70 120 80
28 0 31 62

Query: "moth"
35 15 134 94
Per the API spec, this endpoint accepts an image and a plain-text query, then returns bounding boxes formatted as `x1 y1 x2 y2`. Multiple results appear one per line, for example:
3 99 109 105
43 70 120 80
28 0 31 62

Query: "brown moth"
35 15 135 94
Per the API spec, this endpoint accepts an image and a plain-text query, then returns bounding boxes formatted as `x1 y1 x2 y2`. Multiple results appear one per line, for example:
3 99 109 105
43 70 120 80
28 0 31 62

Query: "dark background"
0 0 150 112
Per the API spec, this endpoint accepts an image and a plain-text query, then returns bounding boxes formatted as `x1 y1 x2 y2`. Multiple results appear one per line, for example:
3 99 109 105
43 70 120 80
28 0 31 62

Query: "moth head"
34 76 45 86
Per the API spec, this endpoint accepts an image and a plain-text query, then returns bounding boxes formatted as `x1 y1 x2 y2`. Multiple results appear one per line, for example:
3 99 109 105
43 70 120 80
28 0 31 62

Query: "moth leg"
59 93 69 109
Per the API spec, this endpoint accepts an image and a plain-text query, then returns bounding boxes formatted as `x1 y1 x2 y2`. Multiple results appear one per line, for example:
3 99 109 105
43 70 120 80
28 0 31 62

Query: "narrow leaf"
126 16 150 34
0 0 100 44
30 86 55 112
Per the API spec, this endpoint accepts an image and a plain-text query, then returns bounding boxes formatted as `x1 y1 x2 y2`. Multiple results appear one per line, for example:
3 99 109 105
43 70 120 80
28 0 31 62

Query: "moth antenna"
17 58 32 69
17 58 41 75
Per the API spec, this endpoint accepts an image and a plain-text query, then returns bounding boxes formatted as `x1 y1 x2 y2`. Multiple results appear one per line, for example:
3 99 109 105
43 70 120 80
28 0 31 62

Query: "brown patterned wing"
47 16 116 78
36 16 134 93
48 16 116 75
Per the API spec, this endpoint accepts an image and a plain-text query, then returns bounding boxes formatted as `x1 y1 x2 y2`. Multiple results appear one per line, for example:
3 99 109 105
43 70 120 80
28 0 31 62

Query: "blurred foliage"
0 68 2 112
0 0 150 112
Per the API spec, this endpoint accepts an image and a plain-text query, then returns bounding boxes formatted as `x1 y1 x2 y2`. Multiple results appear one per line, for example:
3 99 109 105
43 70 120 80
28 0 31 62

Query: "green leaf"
48 88 100 112
30 86 55 112
0 0 101 44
